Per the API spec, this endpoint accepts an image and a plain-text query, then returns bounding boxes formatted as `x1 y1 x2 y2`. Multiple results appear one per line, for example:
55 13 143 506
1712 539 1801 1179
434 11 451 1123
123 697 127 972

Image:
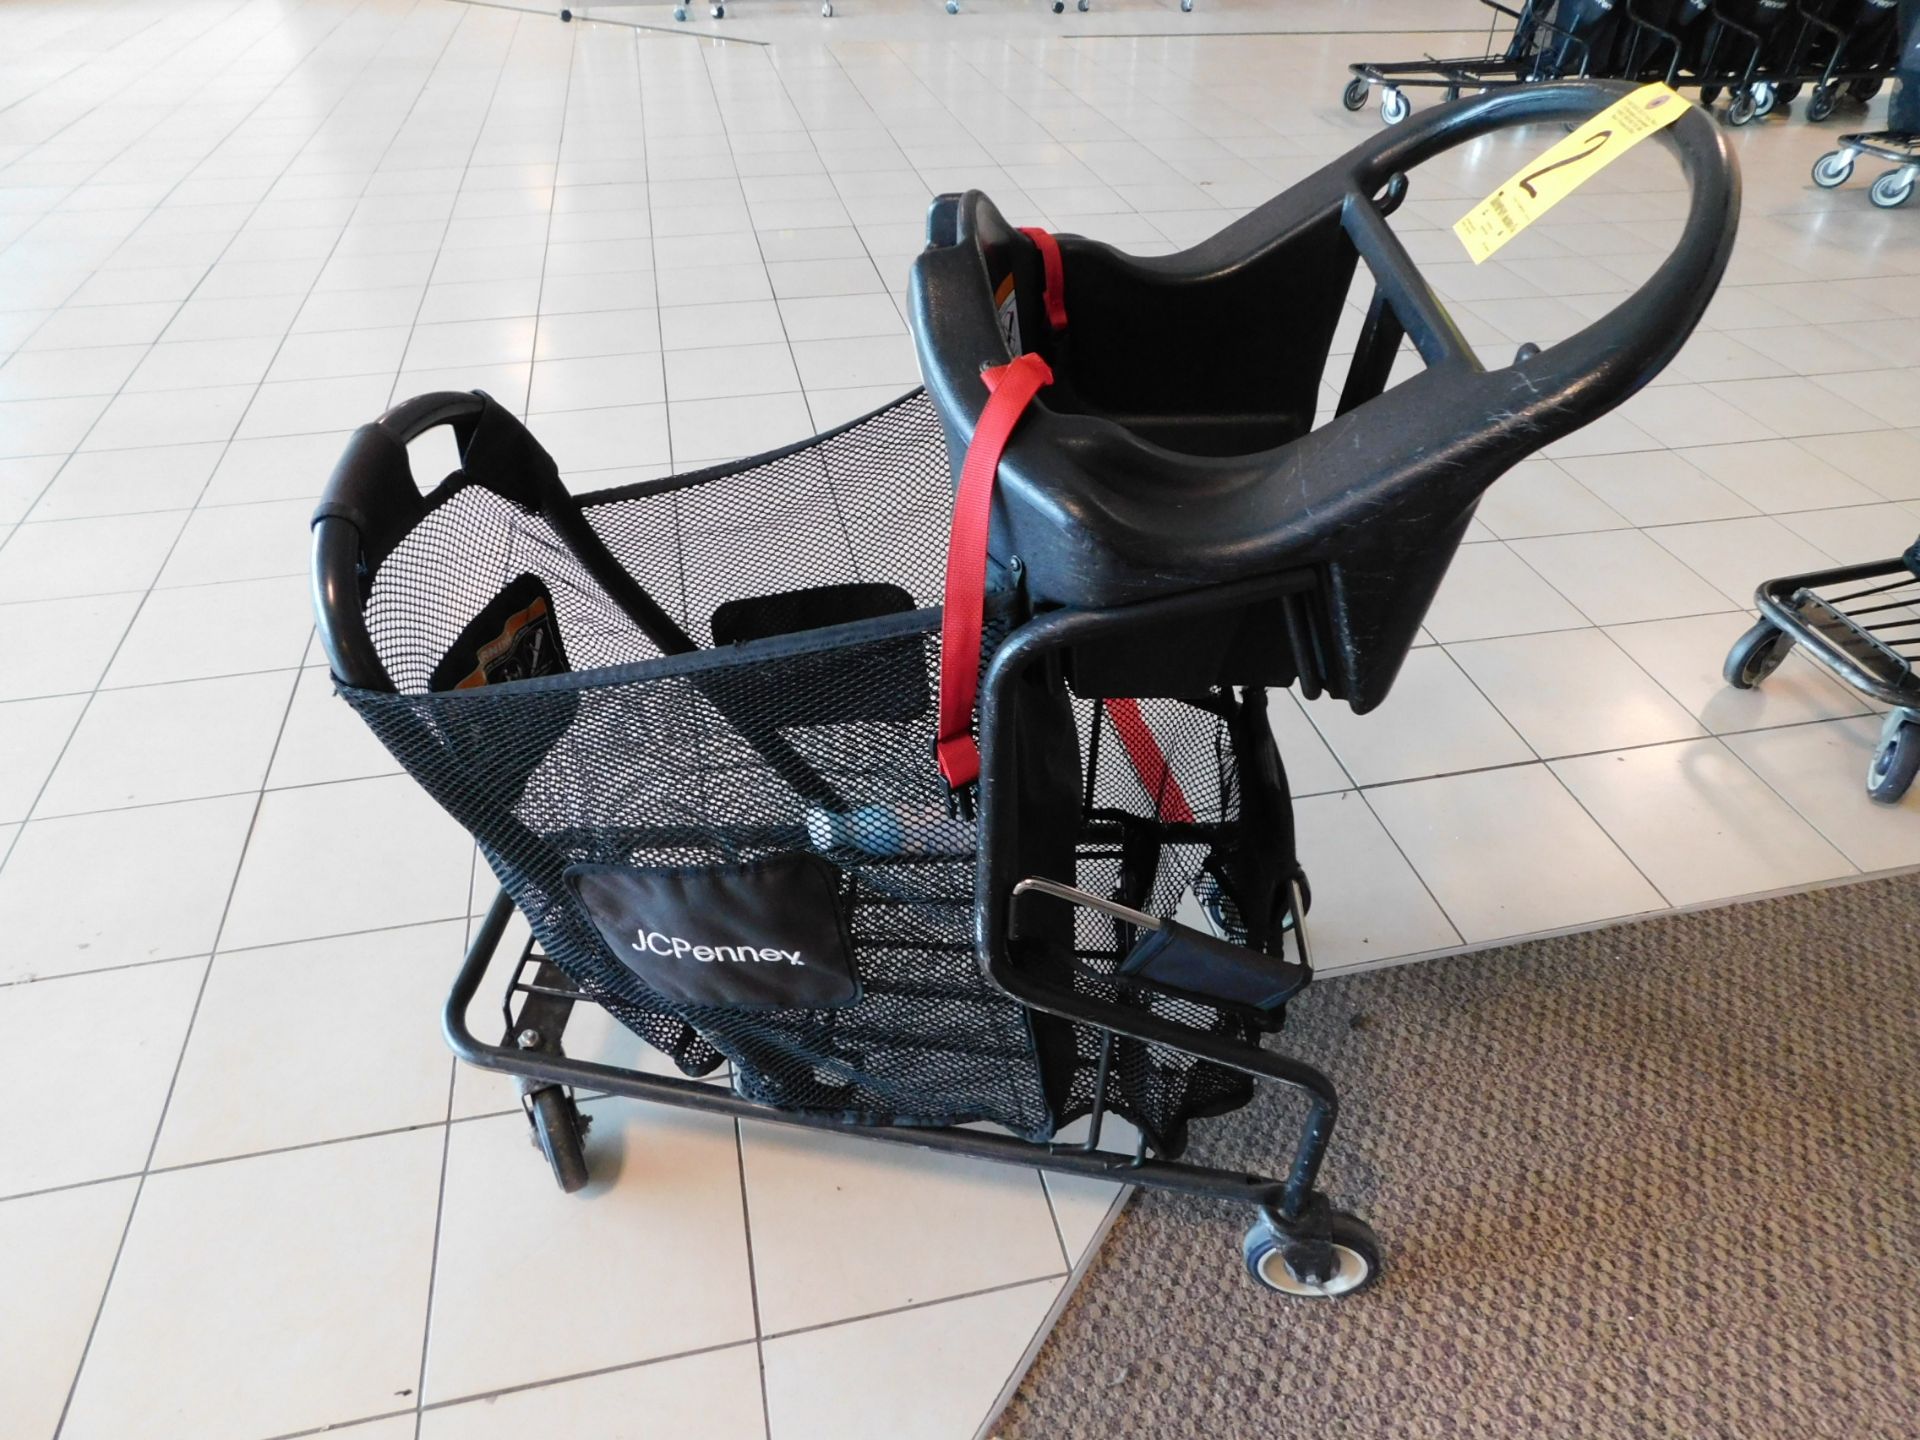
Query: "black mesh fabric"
339 390 1274 1149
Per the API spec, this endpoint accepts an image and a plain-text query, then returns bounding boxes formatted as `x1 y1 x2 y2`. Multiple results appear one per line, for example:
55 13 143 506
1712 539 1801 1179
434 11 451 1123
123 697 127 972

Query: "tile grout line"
38 7 471 1431
0 0 398 876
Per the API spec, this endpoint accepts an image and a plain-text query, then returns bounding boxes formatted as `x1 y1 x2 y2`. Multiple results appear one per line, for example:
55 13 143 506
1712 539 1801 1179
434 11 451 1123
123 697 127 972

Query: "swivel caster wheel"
1870 169 1916 210
1867 715 1920 805
1052 1 1063 11
559 6 572 18
710 2 723 15
1079 0 1090 10
1243 1210 1382 1298
673 4 687 17
1180 0 1193 9
1379 87 1411 125
821 1 832 12
946 0 959 11
1848 77 1882 104
1806 84 1837 122
1342 77 1371 111
1726 90 1757 126
1722 620 1793 690
526 1085 592 1194
1750 81 1774 118
1811 149 1855 189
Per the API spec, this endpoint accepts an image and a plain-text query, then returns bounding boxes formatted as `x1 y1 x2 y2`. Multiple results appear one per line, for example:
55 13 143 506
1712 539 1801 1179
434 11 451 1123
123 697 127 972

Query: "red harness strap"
936 231 1189 822
935 352 1054 792
1103 697 1196 824
1017 227 1068 331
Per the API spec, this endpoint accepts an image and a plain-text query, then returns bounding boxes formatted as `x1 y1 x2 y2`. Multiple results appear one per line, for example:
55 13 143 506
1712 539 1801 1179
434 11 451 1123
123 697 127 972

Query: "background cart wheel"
1869 170 1916 209
1750 82 1774 118
1379 87 1411 125
1812 150 1855 188
1723 621 1793 689
1848 77 1883 103
1342 78 1371 111
1775 81 1801 107
1079 0 1090 10
1867 719 1920 804
821 2 831 13
528 1086 591 1193
673 4 687 17
1726 91 1757 127
1243 1211 1382 1298
946 0 958 12
1806 84 1838 122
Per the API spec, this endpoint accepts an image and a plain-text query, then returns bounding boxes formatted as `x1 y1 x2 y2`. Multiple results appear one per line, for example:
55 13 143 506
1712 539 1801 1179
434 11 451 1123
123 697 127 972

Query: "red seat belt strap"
1103 697 1196 825
935 352 1054 792
1017 227 1068 332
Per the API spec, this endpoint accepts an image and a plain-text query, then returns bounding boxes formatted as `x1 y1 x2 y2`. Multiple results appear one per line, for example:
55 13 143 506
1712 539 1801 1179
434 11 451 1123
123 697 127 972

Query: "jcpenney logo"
632 929 804 967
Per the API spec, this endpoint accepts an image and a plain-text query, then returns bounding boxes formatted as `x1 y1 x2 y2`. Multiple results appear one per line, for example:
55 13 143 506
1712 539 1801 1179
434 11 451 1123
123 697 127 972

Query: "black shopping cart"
1811 0 1920 202
311 81 1738 1296
1724 539 1920 801
1342 0 1605 124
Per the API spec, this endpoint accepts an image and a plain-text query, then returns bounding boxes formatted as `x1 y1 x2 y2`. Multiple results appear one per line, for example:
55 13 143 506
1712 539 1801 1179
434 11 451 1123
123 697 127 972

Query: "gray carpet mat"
998 876 1920 1439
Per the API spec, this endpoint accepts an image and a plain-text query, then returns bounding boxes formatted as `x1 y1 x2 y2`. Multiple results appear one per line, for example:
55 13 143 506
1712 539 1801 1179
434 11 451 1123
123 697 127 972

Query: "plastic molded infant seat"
909 80 1740 711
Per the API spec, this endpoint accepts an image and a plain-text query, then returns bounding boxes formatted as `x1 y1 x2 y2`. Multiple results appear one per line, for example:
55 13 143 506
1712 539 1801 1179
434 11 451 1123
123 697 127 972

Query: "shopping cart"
1342 0 1602 124
1811 0 1919 202
311 80 1738 1296
1724 541 1920 801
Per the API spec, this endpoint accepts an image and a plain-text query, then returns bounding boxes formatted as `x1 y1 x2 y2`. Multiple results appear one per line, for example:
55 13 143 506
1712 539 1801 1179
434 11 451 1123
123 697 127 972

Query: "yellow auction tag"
1453 83 1691 264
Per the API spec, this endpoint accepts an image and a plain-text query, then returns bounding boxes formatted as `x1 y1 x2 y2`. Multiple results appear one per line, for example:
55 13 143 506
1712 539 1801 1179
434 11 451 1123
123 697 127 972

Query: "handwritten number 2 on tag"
1517 129 1613 199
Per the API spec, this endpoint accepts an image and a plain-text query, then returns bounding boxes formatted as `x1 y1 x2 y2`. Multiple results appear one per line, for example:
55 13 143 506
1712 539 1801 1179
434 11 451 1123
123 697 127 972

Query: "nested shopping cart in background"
312 82 1738 1296
1725 540 1920 802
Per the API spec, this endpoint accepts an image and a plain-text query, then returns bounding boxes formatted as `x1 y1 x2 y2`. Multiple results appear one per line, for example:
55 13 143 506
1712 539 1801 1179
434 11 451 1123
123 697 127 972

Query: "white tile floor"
2 0 1918 1436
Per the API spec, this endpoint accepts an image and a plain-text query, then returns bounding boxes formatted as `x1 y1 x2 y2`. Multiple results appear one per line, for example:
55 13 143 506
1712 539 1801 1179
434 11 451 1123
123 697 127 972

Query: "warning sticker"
1453 83 1691 265
994 271 1022 355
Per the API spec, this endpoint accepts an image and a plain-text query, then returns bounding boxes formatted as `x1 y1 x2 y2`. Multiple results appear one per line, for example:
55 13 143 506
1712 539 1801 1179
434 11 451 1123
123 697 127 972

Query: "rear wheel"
1723 621 1792 690
1867 720 1920 804
1848 77 1882 104
1806 84 1837 122
1380 87 1411 125
1812 150 1855 188
1342 77 1370 111
1869 169 1916 209
1727 91 1757 126
528 1086 591 1194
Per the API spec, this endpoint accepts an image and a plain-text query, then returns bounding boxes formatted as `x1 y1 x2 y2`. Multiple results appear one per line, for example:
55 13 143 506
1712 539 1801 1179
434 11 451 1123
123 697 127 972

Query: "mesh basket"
340 390 1277 1150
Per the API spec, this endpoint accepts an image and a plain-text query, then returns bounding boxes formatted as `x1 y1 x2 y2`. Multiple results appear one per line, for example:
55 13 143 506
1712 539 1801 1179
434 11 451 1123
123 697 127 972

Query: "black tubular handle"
311 391 487 692
1332 79 1739 416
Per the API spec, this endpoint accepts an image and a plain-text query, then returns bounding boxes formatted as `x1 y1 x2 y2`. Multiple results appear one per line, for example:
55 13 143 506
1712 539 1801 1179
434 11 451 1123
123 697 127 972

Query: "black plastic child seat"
910 78 1739 711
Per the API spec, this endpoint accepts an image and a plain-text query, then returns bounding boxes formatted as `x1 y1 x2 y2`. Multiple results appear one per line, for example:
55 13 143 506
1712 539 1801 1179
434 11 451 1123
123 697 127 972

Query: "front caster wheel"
1806 84 1837 122
1726 91 1757 126
1750 81 1775 118
673 4 687 17
1244 1210 1382 1298
1723 620 1792 690
1180 0 1192 9
1870 169 1916 209
527 1086 592 1193
1342 77 1370 111
710 2 723 15
821 1 832 13
946 0 959 11
559 6 573 17
1867 717 1920 804
1812 150 1855 188
1379 87 1410 125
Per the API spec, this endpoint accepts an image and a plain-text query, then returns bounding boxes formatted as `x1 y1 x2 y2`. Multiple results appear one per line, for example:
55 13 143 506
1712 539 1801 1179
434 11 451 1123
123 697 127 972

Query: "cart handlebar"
1337 79 1738 420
